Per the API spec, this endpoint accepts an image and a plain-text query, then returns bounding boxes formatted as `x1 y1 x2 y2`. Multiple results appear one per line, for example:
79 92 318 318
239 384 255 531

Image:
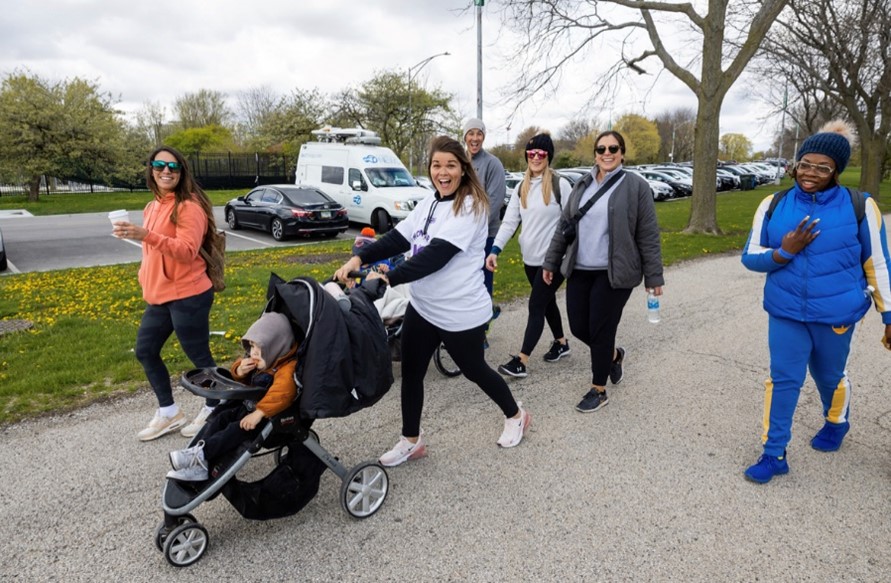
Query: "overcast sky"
1 0 783 151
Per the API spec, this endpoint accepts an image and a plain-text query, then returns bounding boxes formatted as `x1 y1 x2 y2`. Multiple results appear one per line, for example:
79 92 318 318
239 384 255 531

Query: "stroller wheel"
163 521 209 567
434 343 462 377
340 462 388 519
154 513 196 552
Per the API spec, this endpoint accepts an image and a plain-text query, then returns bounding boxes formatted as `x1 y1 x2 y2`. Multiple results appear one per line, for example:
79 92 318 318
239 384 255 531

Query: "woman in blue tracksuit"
741 120 891 484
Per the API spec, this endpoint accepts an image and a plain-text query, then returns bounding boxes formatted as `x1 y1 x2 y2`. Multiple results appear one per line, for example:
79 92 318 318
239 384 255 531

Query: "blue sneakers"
744 451 789 484
811 421 850 452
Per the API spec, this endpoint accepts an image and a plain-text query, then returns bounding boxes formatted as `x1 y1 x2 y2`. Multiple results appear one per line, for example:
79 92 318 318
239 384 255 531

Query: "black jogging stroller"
154 273 394 568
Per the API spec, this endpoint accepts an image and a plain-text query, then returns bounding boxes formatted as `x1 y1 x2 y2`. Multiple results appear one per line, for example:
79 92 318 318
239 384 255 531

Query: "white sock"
160 404 179 418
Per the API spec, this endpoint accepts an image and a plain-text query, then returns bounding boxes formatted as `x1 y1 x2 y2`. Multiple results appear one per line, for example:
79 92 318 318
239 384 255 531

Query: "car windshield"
365 168 415 188
281 187 332 205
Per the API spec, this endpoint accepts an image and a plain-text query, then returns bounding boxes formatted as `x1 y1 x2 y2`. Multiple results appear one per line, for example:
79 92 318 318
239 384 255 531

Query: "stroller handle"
322 271 365 285
180 367 268 401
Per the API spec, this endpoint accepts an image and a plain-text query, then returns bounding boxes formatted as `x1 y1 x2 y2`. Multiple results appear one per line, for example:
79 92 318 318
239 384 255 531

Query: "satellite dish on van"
311 127 381 145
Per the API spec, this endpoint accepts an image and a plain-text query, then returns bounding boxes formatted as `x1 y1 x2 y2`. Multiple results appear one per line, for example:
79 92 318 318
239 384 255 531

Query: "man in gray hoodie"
464 118 505 299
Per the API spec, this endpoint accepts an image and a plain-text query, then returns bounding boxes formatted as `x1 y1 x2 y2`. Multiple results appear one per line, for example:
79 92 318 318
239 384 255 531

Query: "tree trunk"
28 175 41 202
685 96 722 234
859 135 886 201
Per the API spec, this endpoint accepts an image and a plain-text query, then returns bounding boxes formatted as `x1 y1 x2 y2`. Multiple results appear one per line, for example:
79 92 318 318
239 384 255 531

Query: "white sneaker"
166 444 209 482
497 403 531 448
137 410 187 442
180 405 215 438
379 433 427 467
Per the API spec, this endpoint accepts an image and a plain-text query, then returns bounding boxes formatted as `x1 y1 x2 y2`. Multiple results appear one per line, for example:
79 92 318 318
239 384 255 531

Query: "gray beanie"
242 312 295 366
463 118 486 137
797 120 854 174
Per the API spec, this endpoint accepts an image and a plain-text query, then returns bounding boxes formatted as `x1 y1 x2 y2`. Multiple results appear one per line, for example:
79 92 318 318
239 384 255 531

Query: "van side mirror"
351 180 366 191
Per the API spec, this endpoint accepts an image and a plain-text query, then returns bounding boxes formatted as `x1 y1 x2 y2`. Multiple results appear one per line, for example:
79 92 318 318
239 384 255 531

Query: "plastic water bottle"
647 291 661 324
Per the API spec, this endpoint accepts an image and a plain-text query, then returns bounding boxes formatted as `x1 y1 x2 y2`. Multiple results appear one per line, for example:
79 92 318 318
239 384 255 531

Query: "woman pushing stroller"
167 312 298 481
335 135 531 467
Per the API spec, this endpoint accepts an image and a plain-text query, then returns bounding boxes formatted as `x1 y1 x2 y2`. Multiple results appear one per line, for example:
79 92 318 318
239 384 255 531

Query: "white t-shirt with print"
395 194 492 331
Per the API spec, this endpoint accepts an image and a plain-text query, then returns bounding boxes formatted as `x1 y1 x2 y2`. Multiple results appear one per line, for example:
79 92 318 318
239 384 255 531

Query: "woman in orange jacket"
112 146 220 441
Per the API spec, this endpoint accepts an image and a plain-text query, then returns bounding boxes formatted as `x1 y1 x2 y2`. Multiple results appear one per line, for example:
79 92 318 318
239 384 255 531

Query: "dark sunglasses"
150 160 182 172
595 145 621 155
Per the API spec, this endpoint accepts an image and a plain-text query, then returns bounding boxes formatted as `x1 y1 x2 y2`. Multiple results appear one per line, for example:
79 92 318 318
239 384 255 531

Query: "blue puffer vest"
764 183 870 324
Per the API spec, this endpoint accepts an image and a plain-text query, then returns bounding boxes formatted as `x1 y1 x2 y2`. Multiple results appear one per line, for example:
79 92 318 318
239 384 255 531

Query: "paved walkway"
1 252 889 581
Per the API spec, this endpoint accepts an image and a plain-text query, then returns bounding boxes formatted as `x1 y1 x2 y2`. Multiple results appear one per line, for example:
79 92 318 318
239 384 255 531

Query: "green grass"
1 170 888 425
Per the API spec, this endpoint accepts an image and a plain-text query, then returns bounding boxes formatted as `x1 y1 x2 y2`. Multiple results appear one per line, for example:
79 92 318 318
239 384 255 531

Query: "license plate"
320 211 332 218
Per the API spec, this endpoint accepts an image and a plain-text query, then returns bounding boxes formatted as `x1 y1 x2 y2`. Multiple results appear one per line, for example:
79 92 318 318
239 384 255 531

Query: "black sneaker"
576 389 608 413
609 346 625 385
543 340 571 362
498 355 528 378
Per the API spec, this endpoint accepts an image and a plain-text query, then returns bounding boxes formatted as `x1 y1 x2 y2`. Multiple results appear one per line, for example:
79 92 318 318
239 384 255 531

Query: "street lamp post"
407 51 450 176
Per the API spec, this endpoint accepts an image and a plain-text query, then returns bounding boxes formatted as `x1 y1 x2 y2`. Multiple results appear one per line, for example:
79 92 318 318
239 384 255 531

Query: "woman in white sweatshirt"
486 132 573 378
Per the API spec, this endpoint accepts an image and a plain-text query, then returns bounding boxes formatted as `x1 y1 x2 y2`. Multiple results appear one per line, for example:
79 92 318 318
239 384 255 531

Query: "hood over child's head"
241 312 295 366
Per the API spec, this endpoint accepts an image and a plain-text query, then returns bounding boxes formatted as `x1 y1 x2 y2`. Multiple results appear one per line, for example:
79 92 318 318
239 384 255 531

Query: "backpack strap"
551 173 562 208
846 187 866 223
765 188 791 220
766 186 865 223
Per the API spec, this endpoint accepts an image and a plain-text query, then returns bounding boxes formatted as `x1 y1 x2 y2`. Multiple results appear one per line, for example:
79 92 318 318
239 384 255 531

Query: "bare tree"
496 0 788 233
134 100 168 147
760 0 891 199
233 85 280 145
654 107 696 162
557 118 597 151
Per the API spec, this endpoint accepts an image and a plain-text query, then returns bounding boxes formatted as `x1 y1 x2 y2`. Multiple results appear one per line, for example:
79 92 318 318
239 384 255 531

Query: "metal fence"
0 152 296 195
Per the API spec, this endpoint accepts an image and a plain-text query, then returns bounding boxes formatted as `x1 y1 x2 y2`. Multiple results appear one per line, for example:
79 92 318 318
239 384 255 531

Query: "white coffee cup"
108 209 129 226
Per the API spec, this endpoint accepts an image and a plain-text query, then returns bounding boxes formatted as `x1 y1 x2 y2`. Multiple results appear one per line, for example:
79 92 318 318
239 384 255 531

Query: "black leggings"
521 263 566 356
399 303 519 437
565 269 632 387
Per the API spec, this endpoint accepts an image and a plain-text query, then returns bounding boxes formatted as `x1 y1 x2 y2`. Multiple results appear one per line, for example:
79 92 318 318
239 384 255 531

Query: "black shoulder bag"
559 170 625 244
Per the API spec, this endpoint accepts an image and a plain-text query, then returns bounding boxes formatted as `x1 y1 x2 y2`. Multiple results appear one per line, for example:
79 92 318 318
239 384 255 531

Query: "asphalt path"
0 208 362 274
1 249 890 581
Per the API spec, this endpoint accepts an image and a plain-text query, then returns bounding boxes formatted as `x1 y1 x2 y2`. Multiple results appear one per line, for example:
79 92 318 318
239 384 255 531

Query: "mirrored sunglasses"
150 160 182 172
526 149 549 160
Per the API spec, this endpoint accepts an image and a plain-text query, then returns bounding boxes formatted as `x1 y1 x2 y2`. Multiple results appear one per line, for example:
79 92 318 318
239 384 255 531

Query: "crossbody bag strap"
573 170 625 222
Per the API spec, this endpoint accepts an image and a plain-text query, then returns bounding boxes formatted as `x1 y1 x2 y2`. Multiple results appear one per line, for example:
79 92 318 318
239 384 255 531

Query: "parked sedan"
225 185 348 241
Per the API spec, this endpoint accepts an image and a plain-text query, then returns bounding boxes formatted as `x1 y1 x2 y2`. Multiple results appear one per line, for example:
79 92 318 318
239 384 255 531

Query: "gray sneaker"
137 410 187 442
169 440 206 471
166 443 209 482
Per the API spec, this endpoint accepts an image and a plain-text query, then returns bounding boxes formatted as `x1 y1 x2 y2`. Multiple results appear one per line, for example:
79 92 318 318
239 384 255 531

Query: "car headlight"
394 200 418 211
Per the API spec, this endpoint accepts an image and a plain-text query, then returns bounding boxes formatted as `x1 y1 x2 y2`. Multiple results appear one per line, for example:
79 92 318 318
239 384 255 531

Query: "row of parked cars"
501 159 785 206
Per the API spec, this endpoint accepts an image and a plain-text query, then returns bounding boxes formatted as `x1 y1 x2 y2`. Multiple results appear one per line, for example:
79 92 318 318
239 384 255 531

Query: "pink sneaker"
497 403 531 448
379 434 427 467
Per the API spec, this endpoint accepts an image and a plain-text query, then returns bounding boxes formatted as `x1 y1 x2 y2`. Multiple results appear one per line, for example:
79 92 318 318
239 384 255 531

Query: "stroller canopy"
265 274 393 419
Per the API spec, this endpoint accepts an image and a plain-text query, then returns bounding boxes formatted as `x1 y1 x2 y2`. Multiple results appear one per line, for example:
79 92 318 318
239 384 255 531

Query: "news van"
295 127 429 232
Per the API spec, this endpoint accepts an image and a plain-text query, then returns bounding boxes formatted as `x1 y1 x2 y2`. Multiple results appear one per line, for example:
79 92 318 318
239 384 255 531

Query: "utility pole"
475 0 484 118
775 81 788 184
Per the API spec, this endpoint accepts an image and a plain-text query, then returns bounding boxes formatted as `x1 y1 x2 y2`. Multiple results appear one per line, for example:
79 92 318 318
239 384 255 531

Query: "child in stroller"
166 312 298 481
154 273 393 568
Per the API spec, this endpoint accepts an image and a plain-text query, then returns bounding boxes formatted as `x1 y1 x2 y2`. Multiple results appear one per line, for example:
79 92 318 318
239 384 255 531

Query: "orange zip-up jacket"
138 192 212 304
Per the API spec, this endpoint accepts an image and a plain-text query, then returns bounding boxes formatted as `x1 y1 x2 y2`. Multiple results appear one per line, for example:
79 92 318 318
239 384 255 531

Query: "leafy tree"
255 88 328 156
720 133 753 162
615 113 661 164
572 132 601 166
173 89 231 129
497 0 789 234
0 72 126 201
332 70 453 171
165 125 233 155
